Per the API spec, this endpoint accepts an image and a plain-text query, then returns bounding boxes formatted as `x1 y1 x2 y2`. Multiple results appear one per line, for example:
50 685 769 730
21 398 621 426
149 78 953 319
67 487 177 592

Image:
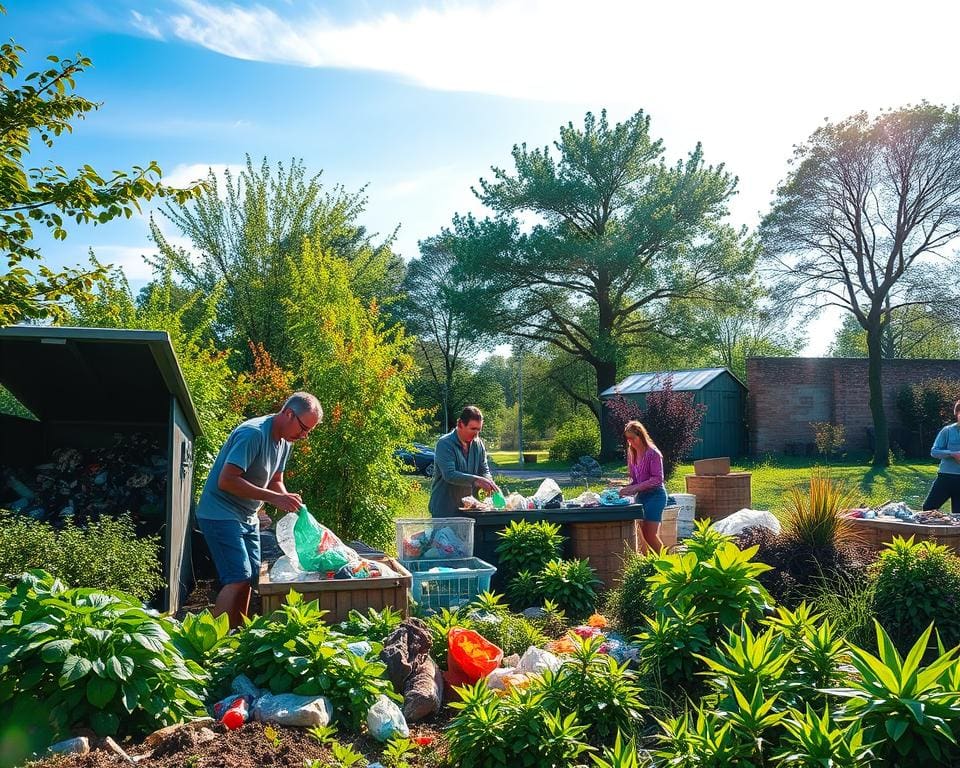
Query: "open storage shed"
600 367 748 459
0 326 202 613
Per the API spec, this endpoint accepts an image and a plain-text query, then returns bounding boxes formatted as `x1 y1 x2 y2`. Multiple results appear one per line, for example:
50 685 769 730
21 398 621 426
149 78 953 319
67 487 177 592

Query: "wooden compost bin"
258 557 412 621
685 472 752 522
461 504 677 591
846 517 960 556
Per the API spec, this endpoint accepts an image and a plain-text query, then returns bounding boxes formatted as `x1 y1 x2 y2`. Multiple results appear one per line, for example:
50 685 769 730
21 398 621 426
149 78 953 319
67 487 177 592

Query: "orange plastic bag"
447 627 503 684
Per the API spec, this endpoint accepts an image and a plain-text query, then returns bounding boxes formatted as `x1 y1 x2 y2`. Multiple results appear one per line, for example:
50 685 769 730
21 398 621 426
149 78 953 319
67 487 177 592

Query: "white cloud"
130 10 163 40
91 244 157 281
161 161 245 190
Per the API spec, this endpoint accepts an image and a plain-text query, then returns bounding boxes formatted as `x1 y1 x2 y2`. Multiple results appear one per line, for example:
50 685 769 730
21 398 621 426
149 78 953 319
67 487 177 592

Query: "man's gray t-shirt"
428 429 492 518
197 415 292 524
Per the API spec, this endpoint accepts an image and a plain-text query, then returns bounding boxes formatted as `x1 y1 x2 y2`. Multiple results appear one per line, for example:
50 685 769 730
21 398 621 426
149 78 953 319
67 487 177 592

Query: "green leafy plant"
652 709 754 768
697 624 794 704
421 607 466 669
0 570 207 753
0 512 164 602
470 612 549 658
870 535 960 652
263 724 281 749
775 704 877 768
530 634 646 744
228 590 394 730
589 731 644 768
826 621 960 764
810 421 846 460
602 549 658 636
381 736 417 768
505 569 541 609
536 559 600 621
496 520 564 582
634 605 711 694
781 473 860 551
468 590 510 616
764 604 849 698
339 606 405 643
170 609 234 667
548 416 600 463
447 681 593 768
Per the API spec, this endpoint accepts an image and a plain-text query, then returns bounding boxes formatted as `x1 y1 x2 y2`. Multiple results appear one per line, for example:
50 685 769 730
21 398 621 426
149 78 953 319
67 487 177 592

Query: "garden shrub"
897 377 960 457
228 590 395 730
547 416 600 463
471 612 549 658
870 535 960 652
810 421 846 459
0 570 207 764
495 520 564 582
535 559 600 621
602 549 658 636
0 512 164 602
605 376 706 479
286 246 421 548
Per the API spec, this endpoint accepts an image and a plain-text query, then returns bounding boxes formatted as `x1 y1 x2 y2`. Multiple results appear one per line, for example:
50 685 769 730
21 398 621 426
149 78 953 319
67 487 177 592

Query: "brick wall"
747 357 960 454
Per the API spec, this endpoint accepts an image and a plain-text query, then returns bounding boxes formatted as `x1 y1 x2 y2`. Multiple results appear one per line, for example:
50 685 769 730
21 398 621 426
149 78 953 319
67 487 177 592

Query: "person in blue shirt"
197 392 322 627
923 400 960 513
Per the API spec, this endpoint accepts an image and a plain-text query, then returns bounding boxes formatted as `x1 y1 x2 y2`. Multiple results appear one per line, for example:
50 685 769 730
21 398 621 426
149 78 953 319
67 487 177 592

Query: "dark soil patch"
29 716 452 768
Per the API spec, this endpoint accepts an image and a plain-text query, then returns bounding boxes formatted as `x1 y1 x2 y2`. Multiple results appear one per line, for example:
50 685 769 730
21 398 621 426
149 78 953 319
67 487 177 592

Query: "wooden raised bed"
846 517 960 556
257 557 412 621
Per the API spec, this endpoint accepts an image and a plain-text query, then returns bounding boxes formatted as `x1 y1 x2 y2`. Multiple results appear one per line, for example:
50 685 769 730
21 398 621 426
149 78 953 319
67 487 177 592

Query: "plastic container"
672 493 697 539
405 557 496 611
215 696 249 729
395 517 475 562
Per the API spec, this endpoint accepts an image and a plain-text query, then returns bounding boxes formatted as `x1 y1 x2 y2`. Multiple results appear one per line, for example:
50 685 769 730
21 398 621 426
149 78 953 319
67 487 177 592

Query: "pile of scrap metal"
0 432 167 528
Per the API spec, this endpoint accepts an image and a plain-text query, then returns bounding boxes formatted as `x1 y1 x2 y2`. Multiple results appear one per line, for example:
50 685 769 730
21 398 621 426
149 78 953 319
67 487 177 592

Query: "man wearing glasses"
197 391 322 627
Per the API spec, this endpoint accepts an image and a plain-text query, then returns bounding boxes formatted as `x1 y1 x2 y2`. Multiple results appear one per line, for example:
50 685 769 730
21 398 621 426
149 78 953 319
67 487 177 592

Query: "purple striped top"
628 448 665 493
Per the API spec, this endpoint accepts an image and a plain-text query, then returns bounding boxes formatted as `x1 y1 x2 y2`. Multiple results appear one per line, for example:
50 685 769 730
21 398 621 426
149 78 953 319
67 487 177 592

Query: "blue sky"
9 0 960 352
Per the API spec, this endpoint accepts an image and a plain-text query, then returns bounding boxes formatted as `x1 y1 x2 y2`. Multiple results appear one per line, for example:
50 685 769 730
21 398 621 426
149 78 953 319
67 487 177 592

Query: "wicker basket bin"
685 473 752 522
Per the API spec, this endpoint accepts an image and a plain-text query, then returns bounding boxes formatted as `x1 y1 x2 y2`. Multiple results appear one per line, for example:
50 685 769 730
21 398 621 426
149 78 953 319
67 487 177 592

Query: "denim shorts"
198 517 261 585
637 486 667 523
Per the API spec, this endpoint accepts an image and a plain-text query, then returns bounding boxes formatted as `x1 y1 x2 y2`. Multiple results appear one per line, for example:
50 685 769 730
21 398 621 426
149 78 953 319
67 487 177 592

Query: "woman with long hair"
620 420 666 551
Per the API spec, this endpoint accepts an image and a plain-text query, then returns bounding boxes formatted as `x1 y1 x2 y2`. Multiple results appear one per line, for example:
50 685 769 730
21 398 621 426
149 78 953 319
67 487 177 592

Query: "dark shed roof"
0 326 202 436
600 367 747 398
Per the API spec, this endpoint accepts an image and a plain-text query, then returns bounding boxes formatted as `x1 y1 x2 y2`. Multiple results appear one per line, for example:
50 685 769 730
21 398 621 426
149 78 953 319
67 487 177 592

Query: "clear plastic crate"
395 517 475 562
406 557 496 611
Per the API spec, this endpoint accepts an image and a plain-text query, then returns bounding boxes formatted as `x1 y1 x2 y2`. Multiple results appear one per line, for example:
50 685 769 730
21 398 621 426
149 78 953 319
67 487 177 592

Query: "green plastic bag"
293 505 349 572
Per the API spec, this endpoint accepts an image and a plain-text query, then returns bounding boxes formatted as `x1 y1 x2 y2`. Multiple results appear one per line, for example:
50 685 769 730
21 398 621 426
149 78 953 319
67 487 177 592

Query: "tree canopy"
0 16 200 323
761 103 960 465
439 109 754 457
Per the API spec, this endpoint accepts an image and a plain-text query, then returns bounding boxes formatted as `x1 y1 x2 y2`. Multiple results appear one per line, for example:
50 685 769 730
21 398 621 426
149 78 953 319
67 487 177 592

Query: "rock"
195 727 217 744
142 718 216 750
48 737 90 755
380 618 433 693
522 607 548 619
101 736 135 764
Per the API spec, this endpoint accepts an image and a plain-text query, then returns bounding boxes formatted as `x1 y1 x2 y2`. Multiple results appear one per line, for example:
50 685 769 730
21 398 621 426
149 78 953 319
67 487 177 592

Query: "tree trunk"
866 325 890 467
595 358 619 461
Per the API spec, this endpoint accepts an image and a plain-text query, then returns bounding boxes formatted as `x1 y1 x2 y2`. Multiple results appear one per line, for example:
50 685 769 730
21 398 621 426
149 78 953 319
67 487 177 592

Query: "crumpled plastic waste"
599 488 631 506
294 506 360 572
713 509 782 536
532 478 564 509
567 491 602 507
367 694 409 741
254 693 333 727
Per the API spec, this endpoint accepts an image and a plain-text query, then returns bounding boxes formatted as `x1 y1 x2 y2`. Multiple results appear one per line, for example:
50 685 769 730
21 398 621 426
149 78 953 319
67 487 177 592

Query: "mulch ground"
29 716 452 768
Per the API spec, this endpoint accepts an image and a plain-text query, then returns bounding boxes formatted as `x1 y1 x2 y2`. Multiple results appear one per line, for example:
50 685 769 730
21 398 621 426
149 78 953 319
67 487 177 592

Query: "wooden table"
459 504 678 590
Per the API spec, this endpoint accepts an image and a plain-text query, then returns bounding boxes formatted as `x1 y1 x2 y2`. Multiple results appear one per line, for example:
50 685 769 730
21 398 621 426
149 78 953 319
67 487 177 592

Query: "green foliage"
647 536 773 639
775 704 877 767
446 681 593 768
381 736 418 768
338 606 405 644
0 512 163 602
535 559 600 621
652 709 754 767
634 605 711 694
67 261 241 491
697 624 794 704
827 621 960 764
589 731 644 768
548 416 601 463
505 569 541 610
155 156 403 369
763 604 848 696
897 377 960 455
781 473 860 552
471 612 549 660
810 422 846 460
495 519 564 583
0 570 207 753
870 535 960 652
286 245 420 547
0 20 200 323
169 610 234 668
807 577 876 648
531 634 646 744
228 591 395 730
602 549 658 636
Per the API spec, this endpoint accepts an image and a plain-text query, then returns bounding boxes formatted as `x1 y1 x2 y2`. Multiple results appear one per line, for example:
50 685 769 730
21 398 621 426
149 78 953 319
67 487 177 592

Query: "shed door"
166 396 195 613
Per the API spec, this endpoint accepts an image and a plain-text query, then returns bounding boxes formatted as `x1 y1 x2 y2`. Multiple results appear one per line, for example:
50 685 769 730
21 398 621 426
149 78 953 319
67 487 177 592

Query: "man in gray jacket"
428 405 499 517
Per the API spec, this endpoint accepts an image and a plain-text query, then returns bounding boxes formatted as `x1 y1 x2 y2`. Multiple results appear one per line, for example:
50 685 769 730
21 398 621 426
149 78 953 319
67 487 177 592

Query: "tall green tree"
398 234 486 431
761 104 960 466
829 306 960 359
0 11 200 323
443 110 753 457
152 156 404 368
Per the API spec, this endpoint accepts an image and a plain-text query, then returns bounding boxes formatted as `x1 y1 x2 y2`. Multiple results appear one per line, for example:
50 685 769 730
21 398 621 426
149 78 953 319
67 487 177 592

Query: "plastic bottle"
216 696 249 729
492 490 506 509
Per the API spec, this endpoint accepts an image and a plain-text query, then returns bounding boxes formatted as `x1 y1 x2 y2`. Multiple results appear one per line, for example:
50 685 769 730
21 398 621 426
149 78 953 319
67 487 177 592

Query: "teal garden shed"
600 368 748 459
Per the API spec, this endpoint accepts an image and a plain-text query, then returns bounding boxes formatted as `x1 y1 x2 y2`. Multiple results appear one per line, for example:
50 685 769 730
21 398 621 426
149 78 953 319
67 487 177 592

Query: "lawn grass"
402 455 941 520
488 450 563 470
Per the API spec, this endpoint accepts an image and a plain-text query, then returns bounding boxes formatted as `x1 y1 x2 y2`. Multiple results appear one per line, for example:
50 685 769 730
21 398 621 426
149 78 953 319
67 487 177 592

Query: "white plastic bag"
274 513 301 568
517 645 562 675
269 556 319 582
366 694 409 741
485 667 515 691
568 491 601 508
505 492 528 510
432 526 468 557
712 509 781 536
253 693 332 727
532 478 563 507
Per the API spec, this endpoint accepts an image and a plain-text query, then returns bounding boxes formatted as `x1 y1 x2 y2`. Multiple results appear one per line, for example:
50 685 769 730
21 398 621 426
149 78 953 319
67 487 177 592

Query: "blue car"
395 443 436 477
